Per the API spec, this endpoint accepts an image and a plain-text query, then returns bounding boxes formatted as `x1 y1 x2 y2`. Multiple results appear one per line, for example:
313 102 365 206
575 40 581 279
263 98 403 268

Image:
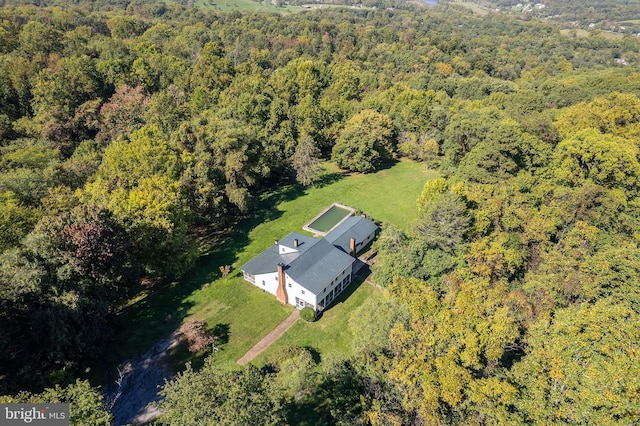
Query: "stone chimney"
276 263 288 304
350 238 356 257
294 239 299 248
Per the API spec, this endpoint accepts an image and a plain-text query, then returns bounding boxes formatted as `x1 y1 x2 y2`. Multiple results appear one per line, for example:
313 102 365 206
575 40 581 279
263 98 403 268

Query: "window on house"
288 283 292 288
281 247 285 252
262 280 265 286
301 290 305 295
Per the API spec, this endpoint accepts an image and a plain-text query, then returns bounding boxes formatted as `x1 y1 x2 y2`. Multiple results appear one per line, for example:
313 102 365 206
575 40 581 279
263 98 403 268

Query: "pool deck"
302 203 355 236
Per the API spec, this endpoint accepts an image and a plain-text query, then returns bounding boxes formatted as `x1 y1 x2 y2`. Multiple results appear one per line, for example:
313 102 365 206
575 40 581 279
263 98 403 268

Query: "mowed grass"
252 278 382 367
194 0 303 14
173 276 293 368
234 159 435 267
283 159 436 232
113 159 435 371
453 2 490 16
559 28 626 40
560 28 591 38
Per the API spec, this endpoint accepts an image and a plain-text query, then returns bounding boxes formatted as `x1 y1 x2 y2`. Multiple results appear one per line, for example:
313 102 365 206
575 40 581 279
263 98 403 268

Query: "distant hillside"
0 0 426 13
448 0 640 34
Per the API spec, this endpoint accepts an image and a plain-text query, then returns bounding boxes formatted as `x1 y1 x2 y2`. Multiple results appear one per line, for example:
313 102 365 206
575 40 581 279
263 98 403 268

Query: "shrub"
179 320 216 353
300 307 316 322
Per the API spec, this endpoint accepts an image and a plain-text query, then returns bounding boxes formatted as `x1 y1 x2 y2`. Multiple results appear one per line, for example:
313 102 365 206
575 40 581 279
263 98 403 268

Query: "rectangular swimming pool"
304 204 354 234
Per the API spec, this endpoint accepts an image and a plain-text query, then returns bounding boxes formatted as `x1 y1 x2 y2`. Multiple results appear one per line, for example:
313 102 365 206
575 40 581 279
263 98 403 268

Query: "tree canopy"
1 1 640 423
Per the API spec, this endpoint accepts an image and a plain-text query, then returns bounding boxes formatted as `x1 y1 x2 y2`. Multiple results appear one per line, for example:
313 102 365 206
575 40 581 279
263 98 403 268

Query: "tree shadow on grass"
303 346 322 365
311 171 345 189
196 182 305 265
211 323 230 345
376 158 399 171
168 322 232 373
168 337 217 373
319 275 366 315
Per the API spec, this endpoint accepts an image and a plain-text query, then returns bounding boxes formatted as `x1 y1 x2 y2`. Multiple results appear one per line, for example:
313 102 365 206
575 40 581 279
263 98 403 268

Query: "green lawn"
560 29 591 38
173 276 293 368
453 2 490 16
559 28 626 40
252 278 382 367
231 159 435 269
194 0 303 14
113 159 435 371
273 159 436 234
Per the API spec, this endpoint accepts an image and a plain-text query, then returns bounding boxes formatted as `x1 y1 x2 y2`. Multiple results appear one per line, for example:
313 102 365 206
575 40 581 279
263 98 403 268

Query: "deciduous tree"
511 299 640 424
0 380 112 426
332 109 395 173
386 275 522 424
413 191 470 253
97 84 149 145
293 133 322 186
160 361 285 426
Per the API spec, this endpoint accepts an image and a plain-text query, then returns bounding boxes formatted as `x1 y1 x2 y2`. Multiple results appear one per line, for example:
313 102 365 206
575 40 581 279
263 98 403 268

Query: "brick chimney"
350 238 356 257
294 239 299 248
276 263 288 304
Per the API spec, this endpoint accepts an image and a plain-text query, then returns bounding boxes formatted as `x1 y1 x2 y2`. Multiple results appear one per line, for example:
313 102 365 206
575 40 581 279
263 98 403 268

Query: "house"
241 216 378 311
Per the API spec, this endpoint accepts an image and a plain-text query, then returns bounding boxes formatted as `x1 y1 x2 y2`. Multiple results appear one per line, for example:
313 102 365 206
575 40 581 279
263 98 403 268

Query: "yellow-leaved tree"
384 275 524 425
81 125 195 277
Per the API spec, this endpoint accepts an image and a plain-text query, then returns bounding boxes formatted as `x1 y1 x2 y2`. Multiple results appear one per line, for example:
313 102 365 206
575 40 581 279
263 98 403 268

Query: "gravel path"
237 310 299 365
104 333 181 426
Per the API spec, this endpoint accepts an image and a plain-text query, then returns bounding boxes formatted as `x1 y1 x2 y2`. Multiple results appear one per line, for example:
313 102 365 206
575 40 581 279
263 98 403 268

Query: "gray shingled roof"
325 216 378 254
285 239 355 294
279 232 317 252
241 232 318 275
241 217 377 295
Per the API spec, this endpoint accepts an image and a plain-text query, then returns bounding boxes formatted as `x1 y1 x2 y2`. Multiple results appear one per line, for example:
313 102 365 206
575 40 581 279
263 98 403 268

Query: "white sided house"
241 216 378 311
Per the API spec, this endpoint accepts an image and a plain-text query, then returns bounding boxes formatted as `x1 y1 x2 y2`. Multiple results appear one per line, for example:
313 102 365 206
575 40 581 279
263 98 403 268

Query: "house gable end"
325 216 378 254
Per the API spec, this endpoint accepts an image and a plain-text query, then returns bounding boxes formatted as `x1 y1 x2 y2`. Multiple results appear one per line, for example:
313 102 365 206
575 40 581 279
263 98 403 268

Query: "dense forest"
1 0 639 424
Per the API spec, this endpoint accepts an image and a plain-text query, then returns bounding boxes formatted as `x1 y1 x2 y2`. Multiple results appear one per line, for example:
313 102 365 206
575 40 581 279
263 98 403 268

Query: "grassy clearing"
194 0 303 14
599 31 626 40
560 29 590 38
453 2 490 16
232 159 435 268
292 160 437 232
113 159 434 371
559 28 626 40
172 276 293 368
